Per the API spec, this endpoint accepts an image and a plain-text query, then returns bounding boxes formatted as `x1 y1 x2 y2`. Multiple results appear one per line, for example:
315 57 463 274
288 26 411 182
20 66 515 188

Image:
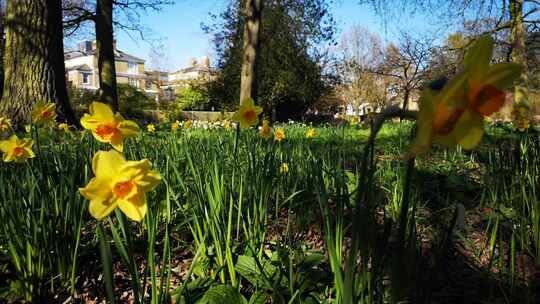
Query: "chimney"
201 56 210 68
188 58 197 67
113 39 117 51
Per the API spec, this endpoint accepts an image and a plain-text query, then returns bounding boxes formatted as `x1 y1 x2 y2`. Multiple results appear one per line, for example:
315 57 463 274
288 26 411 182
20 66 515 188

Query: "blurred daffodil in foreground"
32 102 56 125
232 98 263 129
274 128 285 142
79 150 161 222
305 128 316 138
411 35 522 155
0 134 35 163
0 116 11 132
259 120 273 139
80 102 140 152
147 124 156 134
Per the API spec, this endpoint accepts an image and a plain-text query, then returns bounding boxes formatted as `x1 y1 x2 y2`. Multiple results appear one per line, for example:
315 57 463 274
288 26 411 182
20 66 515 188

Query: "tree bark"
0 0 76 126
239 0 263 104
509 0 528 106
95 0 119 111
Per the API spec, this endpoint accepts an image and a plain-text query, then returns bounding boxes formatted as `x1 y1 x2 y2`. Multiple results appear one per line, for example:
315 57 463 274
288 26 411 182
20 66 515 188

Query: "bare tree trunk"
95 0 119 111
0 0 76 126
509 0 528 106
239 0 263 104
402 89 410 110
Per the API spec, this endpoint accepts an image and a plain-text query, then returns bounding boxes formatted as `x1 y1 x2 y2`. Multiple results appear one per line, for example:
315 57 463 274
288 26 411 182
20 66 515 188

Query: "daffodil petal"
118 198 147 222
90 102 115 121
117 120 140 138
464 35 493 81
109 136 124 152
79 177 113 203
88 199 118 220
80 113 103 130
483 63 523 90
92 150 126 180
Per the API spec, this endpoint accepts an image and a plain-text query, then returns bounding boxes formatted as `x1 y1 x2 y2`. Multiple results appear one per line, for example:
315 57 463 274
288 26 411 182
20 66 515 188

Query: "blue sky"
112 0 434 71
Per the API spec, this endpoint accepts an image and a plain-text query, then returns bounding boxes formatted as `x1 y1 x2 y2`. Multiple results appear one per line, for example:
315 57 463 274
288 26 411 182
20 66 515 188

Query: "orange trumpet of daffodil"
79 150 161 222
80 102 140 152
410 35 522 155
274 128 285 142
232 98 263 129
0 134 35 162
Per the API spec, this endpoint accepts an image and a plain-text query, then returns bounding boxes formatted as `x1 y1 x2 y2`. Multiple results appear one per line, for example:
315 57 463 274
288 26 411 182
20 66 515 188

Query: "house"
65 40 149 92
166 57 214 93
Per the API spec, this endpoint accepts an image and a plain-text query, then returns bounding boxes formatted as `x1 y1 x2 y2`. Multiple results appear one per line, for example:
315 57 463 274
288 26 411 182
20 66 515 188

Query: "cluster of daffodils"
166 119 235 133
410 35 522 155
0 101 54 163
79 102 161 222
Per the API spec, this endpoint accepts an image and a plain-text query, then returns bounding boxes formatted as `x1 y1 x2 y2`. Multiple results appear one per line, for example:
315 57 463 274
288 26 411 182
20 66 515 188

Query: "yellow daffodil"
305 128 316 138
25 125 32 133
259 120 273 139
32 102 57 125
80 102 140 152
147 124 156 134
184 119 192 128
274 128 285 142
79 150 161 222
58 123 71 133
0 134 35 163
223 120 232 130
0 116 11 132
171 120 180 131
232 98 263 129
279 163 289 174
411 35 522 155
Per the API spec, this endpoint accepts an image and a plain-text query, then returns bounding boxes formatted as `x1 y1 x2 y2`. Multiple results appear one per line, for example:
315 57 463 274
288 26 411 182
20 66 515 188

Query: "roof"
172 65 212 75
64 49 145 64
66 64 92 72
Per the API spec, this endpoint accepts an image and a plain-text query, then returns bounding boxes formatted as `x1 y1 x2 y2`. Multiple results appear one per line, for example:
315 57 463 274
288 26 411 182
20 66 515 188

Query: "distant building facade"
65 41 214 101
65 40 149 92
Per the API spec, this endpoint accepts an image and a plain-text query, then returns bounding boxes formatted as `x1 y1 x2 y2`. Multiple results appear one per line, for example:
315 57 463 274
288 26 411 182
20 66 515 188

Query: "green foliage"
68 84 157 122
177 85 209 110
0 122 539 303
204 0 336 120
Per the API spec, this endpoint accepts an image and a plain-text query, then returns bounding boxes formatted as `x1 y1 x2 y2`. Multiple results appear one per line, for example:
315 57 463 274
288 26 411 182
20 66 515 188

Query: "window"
82 73 90 85
129 78 139 88
128 62 138 72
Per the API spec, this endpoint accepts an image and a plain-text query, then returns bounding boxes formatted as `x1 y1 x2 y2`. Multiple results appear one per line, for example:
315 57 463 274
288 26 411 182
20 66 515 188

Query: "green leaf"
198 285 247 304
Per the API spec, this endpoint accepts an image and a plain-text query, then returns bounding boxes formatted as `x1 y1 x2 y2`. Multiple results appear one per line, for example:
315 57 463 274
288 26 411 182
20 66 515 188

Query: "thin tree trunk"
0 0 76 126
95 0 119 111
402 89 410 110
0 6 5 101
509 0 528 106
239 0 263 104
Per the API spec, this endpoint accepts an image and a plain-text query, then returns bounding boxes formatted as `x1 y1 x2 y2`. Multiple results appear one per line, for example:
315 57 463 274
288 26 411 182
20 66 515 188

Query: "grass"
0 120 539 303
